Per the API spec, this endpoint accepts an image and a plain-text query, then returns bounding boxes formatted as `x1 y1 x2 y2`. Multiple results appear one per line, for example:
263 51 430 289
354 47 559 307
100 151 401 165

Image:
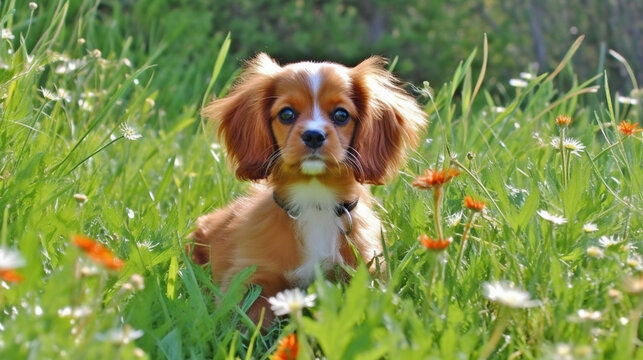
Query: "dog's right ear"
202 53 282 180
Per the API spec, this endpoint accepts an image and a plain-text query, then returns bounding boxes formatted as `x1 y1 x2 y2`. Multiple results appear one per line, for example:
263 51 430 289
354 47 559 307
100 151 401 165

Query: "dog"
190 53 426 325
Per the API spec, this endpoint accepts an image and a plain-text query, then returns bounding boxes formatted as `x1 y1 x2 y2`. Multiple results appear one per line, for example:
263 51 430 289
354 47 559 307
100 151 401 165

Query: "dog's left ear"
350 57 427 184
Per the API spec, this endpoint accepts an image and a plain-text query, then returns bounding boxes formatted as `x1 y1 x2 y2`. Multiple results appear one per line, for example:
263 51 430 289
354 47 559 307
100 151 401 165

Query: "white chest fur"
284 180 344 287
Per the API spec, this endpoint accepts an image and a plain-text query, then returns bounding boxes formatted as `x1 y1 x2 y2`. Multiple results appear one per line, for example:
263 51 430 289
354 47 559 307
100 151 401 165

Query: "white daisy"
1 29 14 40
481 281 540 308
577 309 601 321
0 247 26 270
598 235 621 248
509 78 528 88
550 137 586 157
268 288 316 316
120 123 142 141
586 246 603 258
40 87 61 101
446 211 463 228
617 96 638 105
582 222 598 232
96 326 143 345
537 210 567 225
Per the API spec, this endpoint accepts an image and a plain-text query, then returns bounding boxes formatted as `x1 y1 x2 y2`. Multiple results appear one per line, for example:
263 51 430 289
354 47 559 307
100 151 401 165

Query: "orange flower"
418 234 451 251
555 114 572 127
73 235 124 271
618 121 642 136
272 333 298 360
464 196 486 212
412 168 460 189
0 269 24 283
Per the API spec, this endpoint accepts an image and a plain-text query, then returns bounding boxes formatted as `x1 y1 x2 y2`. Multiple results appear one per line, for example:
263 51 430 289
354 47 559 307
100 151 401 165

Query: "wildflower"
598 235 621 248
519 72 535 80
120 123 142 141
537 210 567 225
58 305 92 319
509 78 528 88
482 281 540 308
73 193 88 204
586 246 603 258
29 2 38 10
550 137 585 156
73 235 125 271
91 49 102 58
555 114 572 127
617 96 638 105
40 88 61 101
268 288 316 316
446 211 463 227
1 29 14 40
0 247 26 270
418 234 451 251
582 222 598 232
95 326 143 345
272 333 298 360
626 254 642 271
0 246 24 282
412 168 460 189
577 309 601 321
618 121 642 136
464 196 485 212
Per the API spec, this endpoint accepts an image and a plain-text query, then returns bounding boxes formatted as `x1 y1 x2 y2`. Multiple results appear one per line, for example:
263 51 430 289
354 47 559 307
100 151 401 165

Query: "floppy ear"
202 54 282 180
350 57 427 184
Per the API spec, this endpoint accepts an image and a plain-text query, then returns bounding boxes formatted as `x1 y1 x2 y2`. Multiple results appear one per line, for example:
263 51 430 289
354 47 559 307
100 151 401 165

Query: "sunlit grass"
1 1 641 359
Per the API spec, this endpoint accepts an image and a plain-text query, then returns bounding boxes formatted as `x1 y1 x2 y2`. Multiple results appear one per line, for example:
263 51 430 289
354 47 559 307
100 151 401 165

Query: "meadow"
0 1 641 359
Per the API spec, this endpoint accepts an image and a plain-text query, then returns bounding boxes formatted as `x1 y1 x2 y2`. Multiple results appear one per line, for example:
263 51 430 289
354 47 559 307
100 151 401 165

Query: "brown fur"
191 54 426 326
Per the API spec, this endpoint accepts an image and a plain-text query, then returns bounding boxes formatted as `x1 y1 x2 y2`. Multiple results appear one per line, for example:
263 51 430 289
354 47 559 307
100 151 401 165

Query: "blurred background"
19 0 642 117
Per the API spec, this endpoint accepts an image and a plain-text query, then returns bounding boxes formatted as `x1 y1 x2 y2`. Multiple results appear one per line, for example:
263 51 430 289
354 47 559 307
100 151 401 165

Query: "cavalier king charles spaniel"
190 53 426 325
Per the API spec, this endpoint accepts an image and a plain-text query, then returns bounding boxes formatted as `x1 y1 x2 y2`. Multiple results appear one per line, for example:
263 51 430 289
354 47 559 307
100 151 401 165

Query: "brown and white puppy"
190 54 426 325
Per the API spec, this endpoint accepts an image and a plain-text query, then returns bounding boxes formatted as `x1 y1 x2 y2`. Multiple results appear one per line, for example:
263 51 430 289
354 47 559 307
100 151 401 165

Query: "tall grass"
1 1 641 359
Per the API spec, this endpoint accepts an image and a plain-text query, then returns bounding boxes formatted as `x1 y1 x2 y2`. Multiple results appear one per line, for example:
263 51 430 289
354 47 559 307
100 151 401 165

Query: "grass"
1 1 642 359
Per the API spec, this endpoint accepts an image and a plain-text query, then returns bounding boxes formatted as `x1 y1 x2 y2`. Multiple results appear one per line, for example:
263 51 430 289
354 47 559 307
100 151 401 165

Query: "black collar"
272 191 358 218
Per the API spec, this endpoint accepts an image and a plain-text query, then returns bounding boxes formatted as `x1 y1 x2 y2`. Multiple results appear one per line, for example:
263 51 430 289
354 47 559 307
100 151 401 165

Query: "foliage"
0 0 642 359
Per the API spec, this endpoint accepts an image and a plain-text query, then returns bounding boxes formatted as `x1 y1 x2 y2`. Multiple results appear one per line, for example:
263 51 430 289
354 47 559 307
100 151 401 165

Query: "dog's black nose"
301 130 326 149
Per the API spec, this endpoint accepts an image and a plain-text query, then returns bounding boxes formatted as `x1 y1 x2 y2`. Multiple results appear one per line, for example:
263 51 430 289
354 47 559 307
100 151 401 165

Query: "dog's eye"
277 107 297 124
331 108 350 126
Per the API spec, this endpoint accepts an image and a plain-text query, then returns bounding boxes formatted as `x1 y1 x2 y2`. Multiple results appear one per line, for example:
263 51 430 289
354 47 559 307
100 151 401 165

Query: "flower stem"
456 212 478 274
433 186 444 240
479 308 510 360
559 128 568 188
64 136 124 176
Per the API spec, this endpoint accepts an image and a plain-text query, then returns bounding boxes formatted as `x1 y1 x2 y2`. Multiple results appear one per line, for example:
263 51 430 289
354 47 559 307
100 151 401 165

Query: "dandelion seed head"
537 210 567 225
482 281 540 308
268 288 316 316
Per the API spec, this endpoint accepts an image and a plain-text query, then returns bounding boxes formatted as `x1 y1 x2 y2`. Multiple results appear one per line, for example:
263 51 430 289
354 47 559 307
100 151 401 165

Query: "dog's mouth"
300 154 326 175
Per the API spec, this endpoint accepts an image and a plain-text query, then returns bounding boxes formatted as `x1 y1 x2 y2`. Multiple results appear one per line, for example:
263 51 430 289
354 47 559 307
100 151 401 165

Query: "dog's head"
203 54 426 184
